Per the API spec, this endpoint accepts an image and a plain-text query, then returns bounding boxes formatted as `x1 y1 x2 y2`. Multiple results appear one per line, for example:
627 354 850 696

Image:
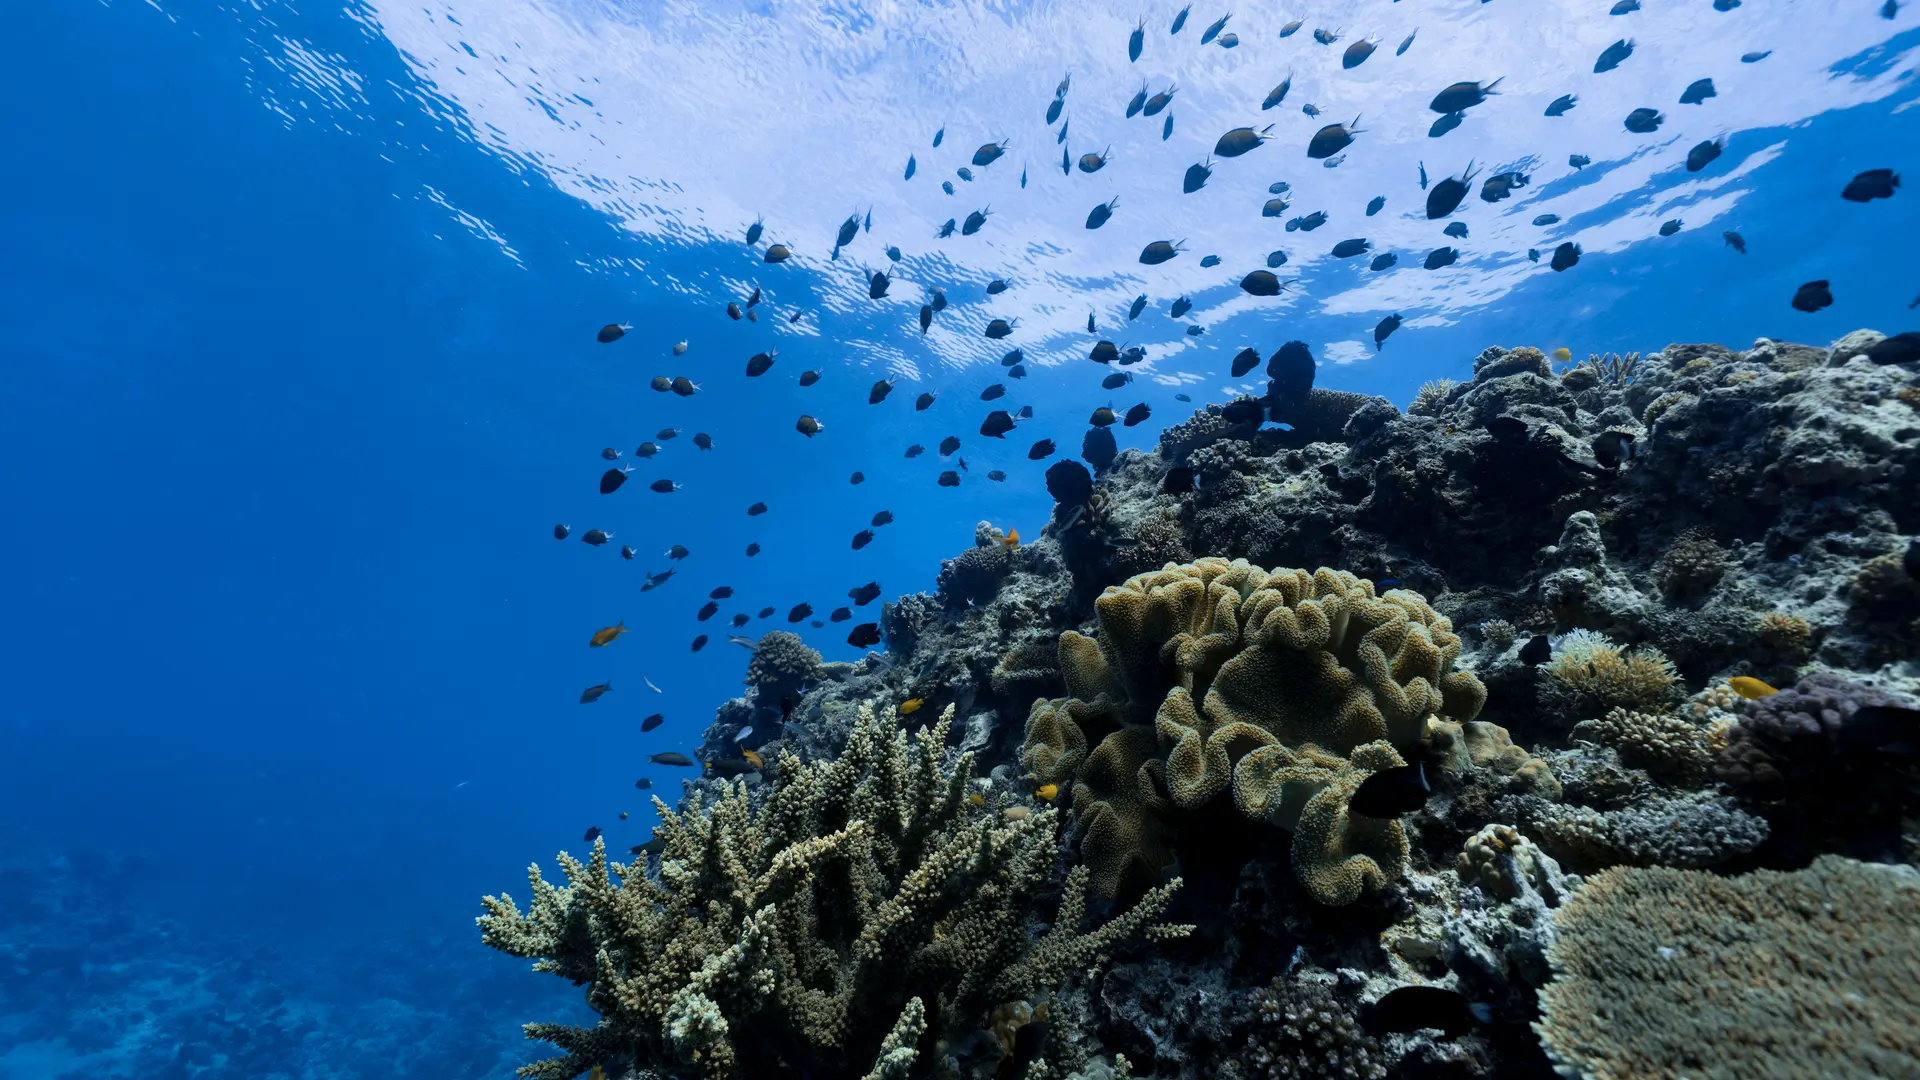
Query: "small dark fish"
1308 118 1363 159
868 510 894 529
1374 314 1402 350
1680 78 1717 106
665 544 689 559
1162 466 1196 494
600 447 621 461
643 568 677 590
1790 280 1833 313
1267 341 1315 399
1262 73 1293 111
1128 295 1148 320
1864 332 1920 365
1428 112 1463 139
1086 197 1119 229
1123 403 1151 427
745 216 765 245
915 392 936 411
693 433 713 451
1127 80 1150 119
1046 96 1064 125
1426 162 1478 218
1185 325 1205 337
1424 246 1459 270
795 415 824 438
1090 406 1117 427
1714 0 1739 9
980 383 1006 401
757 606 774 618
848 473 864 486
1486 415 1528 442
698 600 720 621
1545 94 1577 117
583 529 613 546
596 323 630 343
1302 103 1321 118
745 501 768 517
869 269 891 299
919 305 933 333
1001 349 1024 368
648 478 679 496
904 155 917 180
1171 5 1190 33
1366 195 1385 216
1313 26 1340 44
1594 38 1633 74
1724 230 1746 254
620 545 636 560
1741 50 1771 63
600 466 633 494
764 244 792 264
984 280 1007 297
1376 578 1402 590
1569 153 1591 169
1217 32 1238 47
1659 219 1682 236
1332 238 1371 258
1144 87 1176 116
670 376 699 397
1183 159 1213 194
939 435 962 457
972 140 1009 168
1430 78 1502 114
1686 138 1723 172
1519 634 1551 665
1163 114 1174 141
1263 198 1290 218
1231 347 1261 377
905 444 925 458
1102 372 1132 390
853 529 875 550
730 614 748 628
957 166 973 182
1297 210 1328 231
650 375 673 393
1370 252 1397 271
1841 169 1900 202
1199 13 1229 44
1169 295 1193 319
962 207 991 236
1533 214 1560 226
1419 161 1429 188
1444 221 1469 239
1214 125 1274 158
634 442 659 460
1222 399 1266 425
937 216 956 237
1343 39 1377 69
981 410 1017 438
987 470 1006 481
1139 239 1184 265
1398 29 1416 54
1593 429 1635 468
1088 311 1099 331
746 350 777 377
691 635 708 652
1267 249 1291 268
984 318 1016 340
1366 987 1491 1039
870 379 895 404
1349 761 1430 818
1241 270 1287 296
1623 107 1663 134
583 826 601 843
849 581 882 605
932 126 944 147
847 623 882 648
649 752 694 767
829 607 852 623
1061 146 1071 175
1279 19 1302 36
1611 0 1639 11
937 471 960 487
1078 147 1112 173
1027 438 1057 460
641 712 664 733
787 603 812 623
1481 170 1527 202
580 682 612 704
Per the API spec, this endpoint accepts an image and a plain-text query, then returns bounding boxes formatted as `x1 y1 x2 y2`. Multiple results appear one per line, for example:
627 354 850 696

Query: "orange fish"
968 792 987 806
900 698 924 715
1003 527 1021 549
1034 783 1059 801
741 747 765 769
589 622 629 648
1729 676 1778 700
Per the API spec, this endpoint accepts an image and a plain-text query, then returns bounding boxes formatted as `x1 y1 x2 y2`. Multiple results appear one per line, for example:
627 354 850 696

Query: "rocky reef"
493 331 1920 1079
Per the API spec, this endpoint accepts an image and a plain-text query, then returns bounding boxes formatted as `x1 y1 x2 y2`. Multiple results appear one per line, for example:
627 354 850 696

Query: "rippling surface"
0 0 1913 1074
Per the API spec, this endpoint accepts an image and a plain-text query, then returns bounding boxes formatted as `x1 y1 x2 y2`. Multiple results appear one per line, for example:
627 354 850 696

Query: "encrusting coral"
1021 558 1487 906
478 701 1191 1080
1537 856 1920 1080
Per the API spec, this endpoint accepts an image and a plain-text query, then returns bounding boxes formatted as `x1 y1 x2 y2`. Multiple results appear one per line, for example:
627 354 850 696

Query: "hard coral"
1575 707 1713 781
1542 635 1681 720
1456 824 1561 901
1538 857 1920 1080
1022 558 1487 905
1650 527 1725 602
745 630 825 703
1241 979 1385 1080
478 702 1191 1080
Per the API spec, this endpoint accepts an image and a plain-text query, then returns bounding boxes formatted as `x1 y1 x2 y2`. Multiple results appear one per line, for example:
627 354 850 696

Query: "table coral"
478 702 1189 1080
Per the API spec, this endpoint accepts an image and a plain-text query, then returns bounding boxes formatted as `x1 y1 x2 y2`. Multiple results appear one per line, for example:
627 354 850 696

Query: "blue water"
1 0 1913 1074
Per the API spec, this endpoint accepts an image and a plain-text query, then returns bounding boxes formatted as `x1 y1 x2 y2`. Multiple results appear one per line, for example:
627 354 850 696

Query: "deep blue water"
1 0 1914 1074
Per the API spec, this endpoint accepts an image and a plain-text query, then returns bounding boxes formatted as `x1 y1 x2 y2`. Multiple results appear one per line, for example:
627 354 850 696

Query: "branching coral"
1538 856 1920 1080
1241 979 1386 1080
1575 708 1713 781
1021 558 1488 905
1541 633 1681 719
1577 351 1641 387
479 702 1190 1080
1409 378 1459 416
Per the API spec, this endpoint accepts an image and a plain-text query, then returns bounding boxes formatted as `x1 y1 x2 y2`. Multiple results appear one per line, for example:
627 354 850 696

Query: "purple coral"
1715 672 1913 797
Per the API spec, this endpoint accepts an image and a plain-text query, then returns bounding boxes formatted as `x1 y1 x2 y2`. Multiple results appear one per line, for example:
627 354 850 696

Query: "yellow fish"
1003 527 1021 549
968 792 986 806
1729 676 1778 700
588 622 628 648
740 747 765 769
1551 347 1572 364
900 698 924 715
1035 783 1059 801
588 1069 605 1080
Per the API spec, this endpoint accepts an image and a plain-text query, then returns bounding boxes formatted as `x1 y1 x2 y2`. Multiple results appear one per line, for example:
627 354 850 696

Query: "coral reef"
1538 856 1920 1080
480 701 1189 1080
641 329 1920 1080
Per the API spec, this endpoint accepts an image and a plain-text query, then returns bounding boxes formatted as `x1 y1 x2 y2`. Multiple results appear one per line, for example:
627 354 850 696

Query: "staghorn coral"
1537 856 1920 1080
1241 978 1385 1080
1022 558 1487 905
1578 351 1641 387
478 701 1190 1080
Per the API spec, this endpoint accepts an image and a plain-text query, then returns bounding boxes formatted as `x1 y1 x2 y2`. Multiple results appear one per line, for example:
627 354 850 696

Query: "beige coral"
1577 707 1713 780
1021 558 1487 906
480 701 1189 1080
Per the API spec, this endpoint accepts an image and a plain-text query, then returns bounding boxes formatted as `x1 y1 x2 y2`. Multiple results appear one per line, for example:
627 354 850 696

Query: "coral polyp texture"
478 701 1189 1080
1021 558 1486 904
1538 856 1920 1080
